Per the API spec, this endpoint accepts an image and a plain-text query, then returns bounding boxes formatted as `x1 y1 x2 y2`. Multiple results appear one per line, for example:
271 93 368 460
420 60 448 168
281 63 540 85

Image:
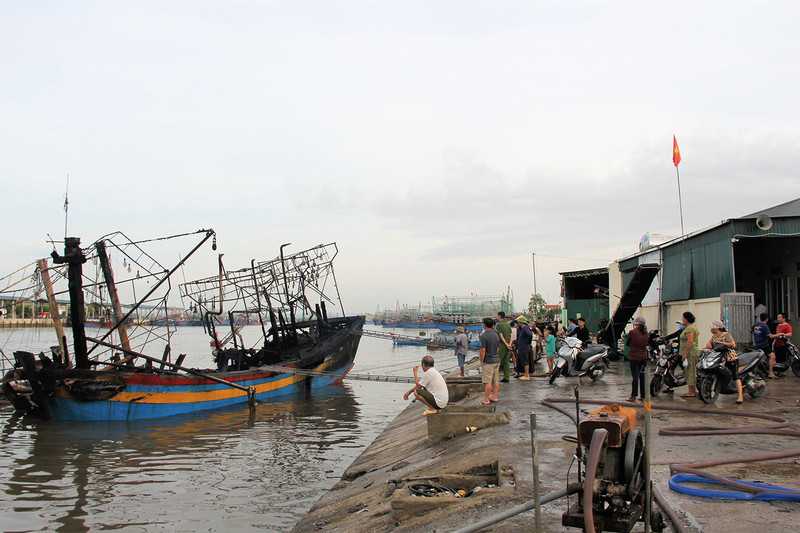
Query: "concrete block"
444 376 484 402
426 404 510 443
390 488 461 521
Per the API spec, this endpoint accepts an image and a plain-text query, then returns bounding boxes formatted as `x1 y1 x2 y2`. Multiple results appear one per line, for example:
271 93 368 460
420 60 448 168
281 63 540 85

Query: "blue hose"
669 474 800 501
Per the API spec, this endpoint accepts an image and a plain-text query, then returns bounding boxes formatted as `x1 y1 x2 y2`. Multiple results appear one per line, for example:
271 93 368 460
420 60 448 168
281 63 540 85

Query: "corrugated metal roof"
618 197 800 264
741 197 800 219
559 267 609 278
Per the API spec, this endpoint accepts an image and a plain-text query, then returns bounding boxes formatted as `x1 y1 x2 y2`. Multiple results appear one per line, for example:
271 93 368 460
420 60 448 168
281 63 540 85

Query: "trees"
527 294 548 318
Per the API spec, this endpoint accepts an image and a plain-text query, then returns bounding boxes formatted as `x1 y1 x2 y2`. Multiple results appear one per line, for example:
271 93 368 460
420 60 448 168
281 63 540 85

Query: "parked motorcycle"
696 344 768 404
549 336 609 384
772 335 800 377
648 332 685 397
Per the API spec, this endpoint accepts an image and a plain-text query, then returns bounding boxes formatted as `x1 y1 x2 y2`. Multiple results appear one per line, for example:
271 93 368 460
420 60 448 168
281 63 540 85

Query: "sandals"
423 408 438 415
736 399 743 404
480 401 492 406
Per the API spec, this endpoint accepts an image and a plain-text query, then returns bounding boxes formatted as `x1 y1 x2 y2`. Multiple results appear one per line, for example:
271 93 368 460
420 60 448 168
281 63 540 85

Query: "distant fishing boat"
1 231 363 421
433 312 484 331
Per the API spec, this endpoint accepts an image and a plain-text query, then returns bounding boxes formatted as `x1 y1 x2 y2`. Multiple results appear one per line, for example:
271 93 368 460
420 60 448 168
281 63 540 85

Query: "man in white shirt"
403 355 449 415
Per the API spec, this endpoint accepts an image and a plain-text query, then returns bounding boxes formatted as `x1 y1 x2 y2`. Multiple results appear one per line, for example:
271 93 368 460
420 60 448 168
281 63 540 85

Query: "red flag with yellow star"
673 135 681 167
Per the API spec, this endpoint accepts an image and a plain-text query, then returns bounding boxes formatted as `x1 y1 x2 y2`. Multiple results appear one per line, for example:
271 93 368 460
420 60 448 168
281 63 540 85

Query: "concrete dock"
293 357 800 532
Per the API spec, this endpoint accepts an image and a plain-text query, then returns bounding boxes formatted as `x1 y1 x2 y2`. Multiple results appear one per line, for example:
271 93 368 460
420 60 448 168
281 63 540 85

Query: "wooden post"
51 237 89 368
38 258 69 367
95 241 131 357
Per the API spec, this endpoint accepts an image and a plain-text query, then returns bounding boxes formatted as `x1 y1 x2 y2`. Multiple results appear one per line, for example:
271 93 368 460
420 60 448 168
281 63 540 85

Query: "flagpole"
675 166 684 237
64 174 70 239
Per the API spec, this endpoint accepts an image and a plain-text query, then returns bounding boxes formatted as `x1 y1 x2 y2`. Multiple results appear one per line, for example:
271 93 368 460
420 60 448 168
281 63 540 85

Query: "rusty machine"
563 403 664 533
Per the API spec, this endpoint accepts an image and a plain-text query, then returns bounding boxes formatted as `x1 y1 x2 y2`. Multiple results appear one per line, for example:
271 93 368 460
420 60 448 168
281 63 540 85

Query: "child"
544 325 556 375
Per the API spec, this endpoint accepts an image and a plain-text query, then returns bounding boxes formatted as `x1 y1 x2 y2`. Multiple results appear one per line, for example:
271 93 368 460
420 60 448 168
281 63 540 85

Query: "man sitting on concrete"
403 355 449 415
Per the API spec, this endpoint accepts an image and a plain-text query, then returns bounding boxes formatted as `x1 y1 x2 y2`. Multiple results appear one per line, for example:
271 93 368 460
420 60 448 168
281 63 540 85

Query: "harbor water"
0 325 450 532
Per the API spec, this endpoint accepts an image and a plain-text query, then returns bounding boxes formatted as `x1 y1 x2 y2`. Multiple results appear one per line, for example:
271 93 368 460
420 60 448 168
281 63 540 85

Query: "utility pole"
531 252 538 296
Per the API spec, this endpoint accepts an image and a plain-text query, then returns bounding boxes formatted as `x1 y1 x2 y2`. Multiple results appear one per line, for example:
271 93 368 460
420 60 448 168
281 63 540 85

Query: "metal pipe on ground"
450 484 581 533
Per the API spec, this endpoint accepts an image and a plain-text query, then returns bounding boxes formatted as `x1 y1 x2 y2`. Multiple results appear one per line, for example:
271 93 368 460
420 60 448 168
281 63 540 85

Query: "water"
0 325 447 532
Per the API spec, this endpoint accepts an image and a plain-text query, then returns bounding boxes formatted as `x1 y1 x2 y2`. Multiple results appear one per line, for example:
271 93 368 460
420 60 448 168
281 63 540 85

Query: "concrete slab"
293 359 800 533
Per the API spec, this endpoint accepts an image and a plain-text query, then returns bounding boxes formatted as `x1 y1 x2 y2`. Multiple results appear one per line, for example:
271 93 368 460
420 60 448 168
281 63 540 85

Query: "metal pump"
563 403 663 533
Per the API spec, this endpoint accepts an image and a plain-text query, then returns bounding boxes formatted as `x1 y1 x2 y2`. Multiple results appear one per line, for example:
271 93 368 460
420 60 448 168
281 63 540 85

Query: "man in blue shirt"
752 312 774 378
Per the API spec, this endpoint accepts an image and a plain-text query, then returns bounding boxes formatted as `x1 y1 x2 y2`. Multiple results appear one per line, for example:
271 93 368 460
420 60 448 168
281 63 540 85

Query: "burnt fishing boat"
1 230 364 421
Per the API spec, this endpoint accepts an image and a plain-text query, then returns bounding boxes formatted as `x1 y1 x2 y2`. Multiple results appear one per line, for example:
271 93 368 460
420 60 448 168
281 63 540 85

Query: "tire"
589 364 605 381
748 378 766 398
549 366 562 384
650 373 664 397
792 358 800 379
698 376 720 404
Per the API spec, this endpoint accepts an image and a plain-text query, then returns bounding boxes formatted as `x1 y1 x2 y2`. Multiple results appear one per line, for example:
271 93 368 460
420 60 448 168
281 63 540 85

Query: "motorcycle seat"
738 350 761 367
578 345 605 360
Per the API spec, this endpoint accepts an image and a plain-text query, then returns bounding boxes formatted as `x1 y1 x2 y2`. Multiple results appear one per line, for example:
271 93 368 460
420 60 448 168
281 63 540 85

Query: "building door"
767 277 791 319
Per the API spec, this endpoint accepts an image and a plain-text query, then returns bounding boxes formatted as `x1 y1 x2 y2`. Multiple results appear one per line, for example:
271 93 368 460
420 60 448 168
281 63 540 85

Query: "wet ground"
294 356 800 532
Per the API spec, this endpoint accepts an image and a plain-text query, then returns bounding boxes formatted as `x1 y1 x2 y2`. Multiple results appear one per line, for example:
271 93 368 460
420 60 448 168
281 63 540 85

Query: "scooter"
772 335 800 377
696 344 768 404
549 336 609 384
649 332 685 397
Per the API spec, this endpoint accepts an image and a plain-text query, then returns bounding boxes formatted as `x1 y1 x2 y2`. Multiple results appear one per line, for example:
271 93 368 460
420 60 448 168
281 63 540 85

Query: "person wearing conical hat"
454 326 469 377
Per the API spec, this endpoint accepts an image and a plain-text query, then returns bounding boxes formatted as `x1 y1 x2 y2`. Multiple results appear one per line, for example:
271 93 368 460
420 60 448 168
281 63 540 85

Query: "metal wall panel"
721 292 754 346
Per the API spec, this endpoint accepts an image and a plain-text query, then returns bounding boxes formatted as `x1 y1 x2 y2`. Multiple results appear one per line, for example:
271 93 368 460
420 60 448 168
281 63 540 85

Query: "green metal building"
613 198 800 344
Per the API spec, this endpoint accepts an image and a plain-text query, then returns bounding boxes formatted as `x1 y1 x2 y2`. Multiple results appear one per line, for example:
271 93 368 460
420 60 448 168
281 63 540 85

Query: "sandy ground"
293 356 800 533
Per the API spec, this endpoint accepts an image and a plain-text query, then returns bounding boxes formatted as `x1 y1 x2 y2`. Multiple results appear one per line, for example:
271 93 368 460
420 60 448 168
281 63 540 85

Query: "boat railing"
0 348 14 376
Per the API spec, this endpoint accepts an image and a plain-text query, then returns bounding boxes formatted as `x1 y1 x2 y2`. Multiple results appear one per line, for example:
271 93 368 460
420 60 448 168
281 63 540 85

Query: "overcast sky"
2 1 799 314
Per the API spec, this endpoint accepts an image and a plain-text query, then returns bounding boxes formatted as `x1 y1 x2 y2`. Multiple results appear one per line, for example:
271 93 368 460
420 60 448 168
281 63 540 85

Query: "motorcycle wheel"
792 358 800 378
589 364 605 381
748 379 766 398
698 376 720 404
650 373 664 397
549 366 562 384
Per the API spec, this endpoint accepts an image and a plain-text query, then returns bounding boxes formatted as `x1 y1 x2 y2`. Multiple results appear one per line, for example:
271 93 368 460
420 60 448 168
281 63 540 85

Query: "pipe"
652 485 689 533
583 428 608 533
450 484 580 533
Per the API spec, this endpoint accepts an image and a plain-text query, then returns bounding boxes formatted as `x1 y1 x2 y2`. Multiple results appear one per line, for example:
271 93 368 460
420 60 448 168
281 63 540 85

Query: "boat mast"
95 240 132 356
37 258 69 367
51 237 89 369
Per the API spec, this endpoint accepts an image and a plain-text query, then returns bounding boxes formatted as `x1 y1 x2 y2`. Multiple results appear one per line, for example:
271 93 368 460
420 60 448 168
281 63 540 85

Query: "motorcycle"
772 335 800 377
696 344 768 404
648 332 686 397
549 336 610 384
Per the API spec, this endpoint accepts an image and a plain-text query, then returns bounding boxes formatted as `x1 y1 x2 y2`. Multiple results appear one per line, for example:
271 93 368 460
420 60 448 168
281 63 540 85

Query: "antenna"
64 174 70 238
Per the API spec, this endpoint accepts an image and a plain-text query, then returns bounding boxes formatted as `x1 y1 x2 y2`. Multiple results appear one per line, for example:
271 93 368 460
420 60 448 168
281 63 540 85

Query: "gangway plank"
260 365 414 383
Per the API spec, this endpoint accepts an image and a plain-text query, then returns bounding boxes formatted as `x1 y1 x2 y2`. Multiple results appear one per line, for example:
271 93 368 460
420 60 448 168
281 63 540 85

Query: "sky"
2 0 799 315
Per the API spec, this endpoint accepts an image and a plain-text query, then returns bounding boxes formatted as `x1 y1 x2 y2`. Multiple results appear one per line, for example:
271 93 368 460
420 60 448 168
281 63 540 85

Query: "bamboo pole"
38 258 69 367
96 241 131 358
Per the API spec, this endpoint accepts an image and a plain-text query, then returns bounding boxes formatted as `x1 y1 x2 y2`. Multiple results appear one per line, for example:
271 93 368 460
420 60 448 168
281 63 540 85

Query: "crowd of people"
402 309 793 412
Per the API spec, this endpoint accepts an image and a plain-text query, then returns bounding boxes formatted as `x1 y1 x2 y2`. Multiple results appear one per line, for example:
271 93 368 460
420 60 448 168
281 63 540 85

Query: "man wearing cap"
515 316 533 380
496 311 513 382
454 326 469 377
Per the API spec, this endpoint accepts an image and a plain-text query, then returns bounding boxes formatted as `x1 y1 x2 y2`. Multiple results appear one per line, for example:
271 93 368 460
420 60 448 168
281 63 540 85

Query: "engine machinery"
562 403 663 533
